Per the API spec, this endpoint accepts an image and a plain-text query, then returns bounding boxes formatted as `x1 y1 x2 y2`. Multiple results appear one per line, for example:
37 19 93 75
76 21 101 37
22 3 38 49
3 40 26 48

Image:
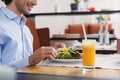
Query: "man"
0 0 65 69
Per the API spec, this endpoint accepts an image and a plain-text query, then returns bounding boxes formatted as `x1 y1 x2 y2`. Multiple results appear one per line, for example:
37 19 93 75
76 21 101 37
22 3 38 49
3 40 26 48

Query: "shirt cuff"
14 57 30 69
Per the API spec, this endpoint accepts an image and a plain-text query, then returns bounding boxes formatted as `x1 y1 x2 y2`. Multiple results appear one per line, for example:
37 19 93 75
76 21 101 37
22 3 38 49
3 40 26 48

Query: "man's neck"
6 3 23 18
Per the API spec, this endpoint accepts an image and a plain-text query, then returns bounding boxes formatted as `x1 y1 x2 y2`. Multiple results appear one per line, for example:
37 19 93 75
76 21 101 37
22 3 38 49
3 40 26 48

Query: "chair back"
37 28 50 46
26 18 40 51
117 39 120 53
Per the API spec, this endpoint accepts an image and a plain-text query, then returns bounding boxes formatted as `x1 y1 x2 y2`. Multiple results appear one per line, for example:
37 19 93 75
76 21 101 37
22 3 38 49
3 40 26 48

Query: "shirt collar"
1 7 18 20
1 7 26 25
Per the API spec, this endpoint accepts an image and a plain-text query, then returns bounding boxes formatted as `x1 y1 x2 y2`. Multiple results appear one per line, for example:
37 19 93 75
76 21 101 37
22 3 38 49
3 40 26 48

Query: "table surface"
76 48 117 54
51 34 116 41
17 63 120 80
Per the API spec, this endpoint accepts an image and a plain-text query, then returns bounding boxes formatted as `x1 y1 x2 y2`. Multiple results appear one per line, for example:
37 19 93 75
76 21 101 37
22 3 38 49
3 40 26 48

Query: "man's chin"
24 12 30 17
24 11 30 15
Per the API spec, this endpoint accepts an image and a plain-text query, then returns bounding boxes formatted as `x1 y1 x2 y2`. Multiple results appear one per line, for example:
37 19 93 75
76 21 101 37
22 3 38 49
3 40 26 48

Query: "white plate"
51 59 82 63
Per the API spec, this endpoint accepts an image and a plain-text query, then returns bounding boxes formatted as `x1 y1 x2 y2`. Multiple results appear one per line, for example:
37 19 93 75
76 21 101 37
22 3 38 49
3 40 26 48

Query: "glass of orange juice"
82 40 96 70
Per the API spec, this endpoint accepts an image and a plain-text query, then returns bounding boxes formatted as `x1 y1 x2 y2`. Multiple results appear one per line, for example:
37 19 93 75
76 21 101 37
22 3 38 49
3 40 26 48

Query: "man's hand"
29 47 57 66
53 42 66 50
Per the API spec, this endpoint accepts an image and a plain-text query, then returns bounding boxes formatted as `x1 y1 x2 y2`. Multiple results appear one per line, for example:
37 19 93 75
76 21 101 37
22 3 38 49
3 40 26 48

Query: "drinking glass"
82 40 96 71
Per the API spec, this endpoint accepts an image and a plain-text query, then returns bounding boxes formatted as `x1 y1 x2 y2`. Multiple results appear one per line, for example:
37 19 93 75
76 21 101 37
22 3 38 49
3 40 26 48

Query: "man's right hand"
29 46 57 66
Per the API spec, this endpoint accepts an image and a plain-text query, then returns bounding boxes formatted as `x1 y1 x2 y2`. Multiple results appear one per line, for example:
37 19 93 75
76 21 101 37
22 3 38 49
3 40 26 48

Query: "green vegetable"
55 48 81 59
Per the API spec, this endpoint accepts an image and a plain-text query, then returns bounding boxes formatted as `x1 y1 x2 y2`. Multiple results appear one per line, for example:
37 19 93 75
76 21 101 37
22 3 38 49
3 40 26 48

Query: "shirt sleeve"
0 46 1 65
9 56 30 69
0 29 31 70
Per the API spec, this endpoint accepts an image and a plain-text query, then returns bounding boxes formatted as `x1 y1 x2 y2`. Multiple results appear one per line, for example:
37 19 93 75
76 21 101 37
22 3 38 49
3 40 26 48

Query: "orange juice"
82 40 96 67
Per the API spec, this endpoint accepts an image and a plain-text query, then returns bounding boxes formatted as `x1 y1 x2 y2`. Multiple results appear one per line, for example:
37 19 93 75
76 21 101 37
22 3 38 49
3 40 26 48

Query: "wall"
0 1 5 7
31 0 120 13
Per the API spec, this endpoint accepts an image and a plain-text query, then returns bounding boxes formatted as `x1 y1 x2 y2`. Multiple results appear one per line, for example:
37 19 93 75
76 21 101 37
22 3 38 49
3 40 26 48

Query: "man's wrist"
29 56 35 66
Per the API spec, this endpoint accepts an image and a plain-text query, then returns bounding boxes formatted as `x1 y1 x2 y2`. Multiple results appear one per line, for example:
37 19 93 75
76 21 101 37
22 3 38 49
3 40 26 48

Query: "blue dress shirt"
0 7 33 69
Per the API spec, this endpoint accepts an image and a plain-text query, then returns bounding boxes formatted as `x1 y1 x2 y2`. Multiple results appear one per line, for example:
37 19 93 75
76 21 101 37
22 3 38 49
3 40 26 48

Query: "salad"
55 47 82 59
